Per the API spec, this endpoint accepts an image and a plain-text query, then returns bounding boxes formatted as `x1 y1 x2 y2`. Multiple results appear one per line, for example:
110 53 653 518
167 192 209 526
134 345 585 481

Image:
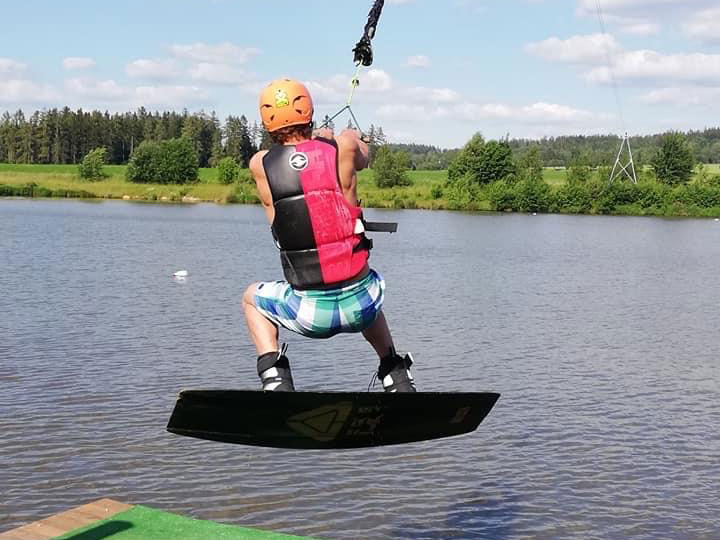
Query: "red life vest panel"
262 138 370 290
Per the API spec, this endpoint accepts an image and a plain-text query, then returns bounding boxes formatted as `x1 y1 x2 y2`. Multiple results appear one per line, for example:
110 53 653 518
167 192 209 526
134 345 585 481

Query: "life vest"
262 138 371 290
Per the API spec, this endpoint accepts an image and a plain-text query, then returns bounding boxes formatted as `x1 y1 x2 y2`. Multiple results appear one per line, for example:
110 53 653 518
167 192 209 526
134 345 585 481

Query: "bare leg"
243 283 279 355
362 310 395 359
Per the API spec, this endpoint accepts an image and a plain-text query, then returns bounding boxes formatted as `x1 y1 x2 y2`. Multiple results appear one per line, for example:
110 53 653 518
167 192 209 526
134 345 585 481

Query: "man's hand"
340 128 362 139
313 126 335 140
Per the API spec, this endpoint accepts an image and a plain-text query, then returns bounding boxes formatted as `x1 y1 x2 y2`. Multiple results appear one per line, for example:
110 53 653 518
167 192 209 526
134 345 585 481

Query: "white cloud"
169 42 259 64
377 100 597 125
62 57 95 70
575 0 717 36
65 78 129 101
304 80 345 106
683 8 720 44
64 77 209 108
461 101 596 124
126 58 180 81
0 79 59 103
361 69 392 92
407 55 431 68
576 0 714 16
527 30 720 87
615 19 661 36
584 50 720 85
188 62 249 85
132 85 209 107
640 86 720 106
0 58 26 77
405 86 460 104
525 34 621 65
306 69 392 106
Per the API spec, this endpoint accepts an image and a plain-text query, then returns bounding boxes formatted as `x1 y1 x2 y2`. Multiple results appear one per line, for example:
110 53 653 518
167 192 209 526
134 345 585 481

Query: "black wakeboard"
167 390 500 449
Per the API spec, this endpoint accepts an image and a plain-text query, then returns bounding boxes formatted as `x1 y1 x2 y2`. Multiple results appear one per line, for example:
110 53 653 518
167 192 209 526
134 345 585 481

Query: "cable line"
595 0 637 183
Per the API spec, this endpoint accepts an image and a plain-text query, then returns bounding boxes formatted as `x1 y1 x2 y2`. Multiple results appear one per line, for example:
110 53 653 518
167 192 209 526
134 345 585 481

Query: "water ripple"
1 201 719 539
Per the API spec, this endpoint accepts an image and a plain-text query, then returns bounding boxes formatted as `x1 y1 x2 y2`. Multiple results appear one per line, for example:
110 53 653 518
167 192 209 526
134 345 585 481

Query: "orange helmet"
259 79 314 132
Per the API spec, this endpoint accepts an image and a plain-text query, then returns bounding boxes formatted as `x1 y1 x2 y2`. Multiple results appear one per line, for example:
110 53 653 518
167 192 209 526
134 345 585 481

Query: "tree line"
3 106 719 170
0 108 263 168
385 130 720 169
508 130 720 167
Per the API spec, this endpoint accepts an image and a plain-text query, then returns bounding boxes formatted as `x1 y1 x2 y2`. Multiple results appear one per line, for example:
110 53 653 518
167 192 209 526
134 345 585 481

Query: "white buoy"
715 218 719 222
173 270 188 278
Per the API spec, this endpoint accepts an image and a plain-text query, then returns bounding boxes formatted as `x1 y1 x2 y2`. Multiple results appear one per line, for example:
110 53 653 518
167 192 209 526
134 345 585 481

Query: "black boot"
378 349 417 392
257 344 295 391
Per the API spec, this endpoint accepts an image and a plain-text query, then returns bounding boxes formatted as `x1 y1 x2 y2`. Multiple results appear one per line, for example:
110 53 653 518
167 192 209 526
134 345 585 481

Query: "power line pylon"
608 132 637 184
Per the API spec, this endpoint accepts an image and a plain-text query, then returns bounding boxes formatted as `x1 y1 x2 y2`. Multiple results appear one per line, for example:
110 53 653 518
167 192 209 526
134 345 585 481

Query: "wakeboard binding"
257 343 295 391
378 349 416 393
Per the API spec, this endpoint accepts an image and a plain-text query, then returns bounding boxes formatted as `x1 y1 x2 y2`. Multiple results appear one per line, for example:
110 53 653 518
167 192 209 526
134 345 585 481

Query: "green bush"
217 157 240 184
373 146 412 188
237 168 253 184
635 181 669 209
652 132 694 186
226 183 260 204
126 137 199 184
78 147 108 180
514 178 551 213
594 181 640 214
448 134 484 183
553 182 593 214
487 179 516 211
126 141 161 183
566 161 592 184
516 146 543 183
448 134 514 185
445 174 481 210
673 183 720 208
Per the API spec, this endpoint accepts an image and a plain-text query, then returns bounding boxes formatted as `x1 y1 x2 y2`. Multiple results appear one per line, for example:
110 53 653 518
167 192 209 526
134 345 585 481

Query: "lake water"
1 199 719 539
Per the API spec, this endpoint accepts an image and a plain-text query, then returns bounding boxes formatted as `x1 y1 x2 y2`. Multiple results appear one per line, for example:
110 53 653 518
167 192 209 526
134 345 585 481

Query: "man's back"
249 128 368 225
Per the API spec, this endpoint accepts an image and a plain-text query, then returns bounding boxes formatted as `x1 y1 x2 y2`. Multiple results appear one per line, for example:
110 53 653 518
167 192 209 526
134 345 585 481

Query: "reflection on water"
1 199 719 539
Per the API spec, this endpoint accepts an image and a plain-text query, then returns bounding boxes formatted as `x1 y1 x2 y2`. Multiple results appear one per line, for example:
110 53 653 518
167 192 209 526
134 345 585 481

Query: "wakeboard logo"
289 152 308 171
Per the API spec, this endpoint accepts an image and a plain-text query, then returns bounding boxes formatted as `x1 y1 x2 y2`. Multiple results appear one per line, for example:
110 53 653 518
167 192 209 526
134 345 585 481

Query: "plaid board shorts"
253 269 385 339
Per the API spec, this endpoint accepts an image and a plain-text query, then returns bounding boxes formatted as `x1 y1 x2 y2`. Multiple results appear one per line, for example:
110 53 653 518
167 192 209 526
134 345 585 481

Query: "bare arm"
334 129 369 207
249 150 274 224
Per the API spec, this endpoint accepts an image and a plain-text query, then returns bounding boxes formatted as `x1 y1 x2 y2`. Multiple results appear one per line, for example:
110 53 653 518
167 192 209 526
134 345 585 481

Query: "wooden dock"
0 499 132 540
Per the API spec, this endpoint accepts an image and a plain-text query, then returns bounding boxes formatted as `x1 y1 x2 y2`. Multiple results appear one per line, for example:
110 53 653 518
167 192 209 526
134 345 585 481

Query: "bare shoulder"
335 129 368 171
249 150 269 177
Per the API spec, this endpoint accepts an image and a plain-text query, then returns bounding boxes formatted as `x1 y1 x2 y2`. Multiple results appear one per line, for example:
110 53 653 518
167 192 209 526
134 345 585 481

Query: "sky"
1 0 719 148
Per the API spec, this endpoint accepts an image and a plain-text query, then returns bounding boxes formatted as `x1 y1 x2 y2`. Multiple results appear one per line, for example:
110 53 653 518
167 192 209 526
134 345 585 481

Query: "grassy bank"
2 163 720 217
0 164 237 203
0 164 447 207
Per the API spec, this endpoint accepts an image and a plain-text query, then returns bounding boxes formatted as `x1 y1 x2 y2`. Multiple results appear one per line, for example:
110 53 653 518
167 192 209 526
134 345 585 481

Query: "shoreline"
3 166 720 218
4 190 720 221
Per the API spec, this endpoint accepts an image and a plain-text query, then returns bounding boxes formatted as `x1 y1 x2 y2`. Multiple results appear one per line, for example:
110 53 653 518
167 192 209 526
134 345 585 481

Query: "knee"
243 283 259 305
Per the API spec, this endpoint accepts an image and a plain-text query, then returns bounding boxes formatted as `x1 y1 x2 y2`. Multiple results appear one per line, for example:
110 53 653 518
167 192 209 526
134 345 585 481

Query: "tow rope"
321 0 385 135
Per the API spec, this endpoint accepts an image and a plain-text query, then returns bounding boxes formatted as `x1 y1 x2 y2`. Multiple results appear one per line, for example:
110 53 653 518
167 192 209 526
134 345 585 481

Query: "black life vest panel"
262 138 370 290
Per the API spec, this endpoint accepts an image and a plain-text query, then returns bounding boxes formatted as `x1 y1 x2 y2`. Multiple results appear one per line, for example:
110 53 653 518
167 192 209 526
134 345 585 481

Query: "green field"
0 164 233 202
0 163 217 182
0 164 449 207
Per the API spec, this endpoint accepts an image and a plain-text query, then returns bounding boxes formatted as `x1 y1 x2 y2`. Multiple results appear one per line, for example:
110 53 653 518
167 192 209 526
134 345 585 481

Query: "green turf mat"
54 505 320 540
